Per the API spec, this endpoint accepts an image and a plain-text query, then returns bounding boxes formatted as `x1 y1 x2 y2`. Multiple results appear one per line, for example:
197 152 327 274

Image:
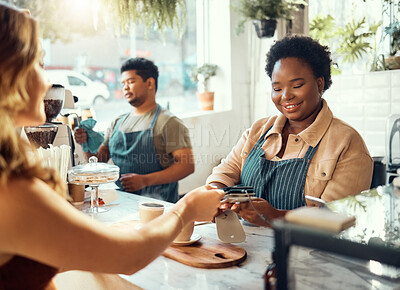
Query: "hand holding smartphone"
222 185 256 203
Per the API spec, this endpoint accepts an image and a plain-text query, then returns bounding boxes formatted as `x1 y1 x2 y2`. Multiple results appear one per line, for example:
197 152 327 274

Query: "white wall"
325 70 400 158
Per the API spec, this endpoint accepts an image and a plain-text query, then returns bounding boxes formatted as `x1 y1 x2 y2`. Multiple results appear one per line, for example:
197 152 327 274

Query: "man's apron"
109 104 178 202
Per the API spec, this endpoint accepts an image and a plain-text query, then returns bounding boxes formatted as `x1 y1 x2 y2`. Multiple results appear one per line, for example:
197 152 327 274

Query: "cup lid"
69 156 119 175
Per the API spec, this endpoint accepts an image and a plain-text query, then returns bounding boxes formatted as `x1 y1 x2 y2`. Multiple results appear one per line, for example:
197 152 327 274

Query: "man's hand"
120 173 148 192
74 128 87 144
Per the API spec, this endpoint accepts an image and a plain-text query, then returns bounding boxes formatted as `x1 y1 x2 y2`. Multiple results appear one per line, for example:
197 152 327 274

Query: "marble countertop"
57 185 400 290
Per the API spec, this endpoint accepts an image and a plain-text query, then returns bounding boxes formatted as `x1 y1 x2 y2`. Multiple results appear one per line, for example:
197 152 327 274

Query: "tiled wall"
324 70 400 158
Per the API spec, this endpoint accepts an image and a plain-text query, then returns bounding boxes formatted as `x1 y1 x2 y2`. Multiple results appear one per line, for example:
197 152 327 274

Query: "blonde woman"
0 3 224 289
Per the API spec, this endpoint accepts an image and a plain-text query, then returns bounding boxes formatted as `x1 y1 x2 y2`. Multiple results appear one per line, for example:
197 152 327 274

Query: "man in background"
75 57 194 202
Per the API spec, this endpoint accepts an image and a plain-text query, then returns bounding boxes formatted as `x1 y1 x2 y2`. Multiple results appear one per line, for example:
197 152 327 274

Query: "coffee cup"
139 202 165 224
174 221 194 242
68 183 85 205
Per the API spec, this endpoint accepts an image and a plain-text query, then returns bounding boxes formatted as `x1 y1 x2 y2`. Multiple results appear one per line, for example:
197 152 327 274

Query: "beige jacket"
206 100 373 204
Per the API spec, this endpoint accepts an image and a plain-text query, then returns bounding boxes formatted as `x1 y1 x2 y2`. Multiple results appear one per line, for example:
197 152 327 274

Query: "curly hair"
121 57 159 92
265 34 332 92
0 3 66 197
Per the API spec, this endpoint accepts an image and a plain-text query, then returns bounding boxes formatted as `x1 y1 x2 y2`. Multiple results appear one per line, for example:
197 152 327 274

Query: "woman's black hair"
265 34 332 92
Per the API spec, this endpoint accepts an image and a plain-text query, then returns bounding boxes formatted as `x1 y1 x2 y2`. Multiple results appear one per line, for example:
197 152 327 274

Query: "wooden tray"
163 237 247 269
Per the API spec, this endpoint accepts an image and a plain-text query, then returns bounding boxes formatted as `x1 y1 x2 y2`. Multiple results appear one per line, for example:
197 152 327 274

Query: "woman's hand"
220 198 285 227
177 185 225 223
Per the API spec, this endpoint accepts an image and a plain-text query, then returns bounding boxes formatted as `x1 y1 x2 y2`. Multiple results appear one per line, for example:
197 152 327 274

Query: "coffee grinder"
24 84 76 168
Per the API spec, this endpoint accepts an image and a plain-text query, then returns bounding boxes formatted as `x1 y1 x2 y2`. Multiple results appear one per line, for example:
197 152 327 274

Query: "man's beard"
129 97 144 107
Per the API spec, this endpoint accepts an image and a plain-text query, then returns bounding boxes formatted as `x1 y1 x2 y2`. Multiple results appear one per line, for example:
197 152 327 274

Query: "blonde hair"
0 3 66 197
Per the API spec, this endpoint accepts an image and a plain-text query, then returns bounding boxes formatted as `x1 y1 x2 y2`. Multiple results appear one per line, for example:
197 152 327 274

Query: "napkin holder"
285 206 356 233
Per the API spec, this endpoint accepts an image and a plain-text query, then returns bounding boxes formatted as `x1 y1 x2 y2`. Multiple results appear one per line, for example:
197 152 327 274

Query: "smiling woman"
270 57 324 140
206 35 373 227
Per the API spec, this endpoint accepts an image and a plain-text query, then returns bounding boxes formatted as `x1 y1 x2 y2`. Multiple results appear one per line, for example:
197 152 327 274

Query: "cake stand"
68 156 119 214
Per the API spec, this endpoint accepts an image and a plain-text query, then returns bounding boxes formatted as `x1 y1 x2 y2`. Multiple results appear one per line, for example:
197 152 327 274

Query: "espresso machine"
386 114 400 183
24 84 77 168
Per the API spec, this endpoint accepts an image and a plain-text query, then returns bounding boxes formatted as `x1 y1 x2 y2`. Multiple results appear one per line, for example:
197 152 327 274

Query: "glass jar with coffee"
24 84 65 149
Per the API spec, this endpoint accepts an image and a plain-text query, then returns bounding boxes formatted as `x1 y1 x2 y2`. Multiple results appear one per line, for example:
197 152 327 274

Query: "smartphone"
305 195 326 207
223 185 254 194
222 193 257 203
222 186 256 203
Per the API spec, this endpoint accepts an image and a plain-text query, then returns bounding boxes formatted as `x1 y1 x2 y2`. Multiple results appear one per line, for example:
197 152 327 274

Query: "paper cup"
139 202 165 224
68 183 85 205
174 221 194 242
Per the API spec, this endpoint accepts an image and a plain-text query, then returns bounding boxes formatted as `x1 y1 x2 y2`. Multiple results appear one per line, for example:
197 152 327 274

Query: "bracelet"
171 211 185 230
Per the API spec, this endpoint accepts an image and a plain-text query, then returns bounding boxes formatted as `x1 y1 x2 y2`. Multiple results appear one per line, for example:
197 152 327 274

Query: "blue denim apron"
109 104 178 202
240 127 320 210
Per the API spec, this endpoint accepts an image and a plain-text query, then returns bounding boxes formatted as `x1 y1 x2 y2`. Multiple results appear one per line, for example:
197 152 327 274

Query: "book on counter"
285 206 356 233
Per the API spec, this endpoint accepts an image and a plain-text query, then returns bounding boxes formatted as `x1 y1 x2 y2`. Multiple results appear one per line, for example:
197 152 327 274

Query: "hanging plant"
98 0 187 37
10 0 186 42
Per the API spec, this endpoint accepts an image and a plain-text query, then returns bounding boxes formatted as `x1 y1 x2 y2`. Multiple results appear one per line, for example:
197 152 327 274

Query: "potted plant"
335 18 380 65
380 0 400 69
232 0 306 38
384 21 400 69
310 14 380 73
190 64 218 111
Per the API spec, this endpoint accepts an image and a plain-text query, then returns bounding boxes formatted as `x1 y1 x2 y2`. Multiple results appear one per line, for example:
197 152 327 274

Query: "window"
68 76 86 87
41 0 198 131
